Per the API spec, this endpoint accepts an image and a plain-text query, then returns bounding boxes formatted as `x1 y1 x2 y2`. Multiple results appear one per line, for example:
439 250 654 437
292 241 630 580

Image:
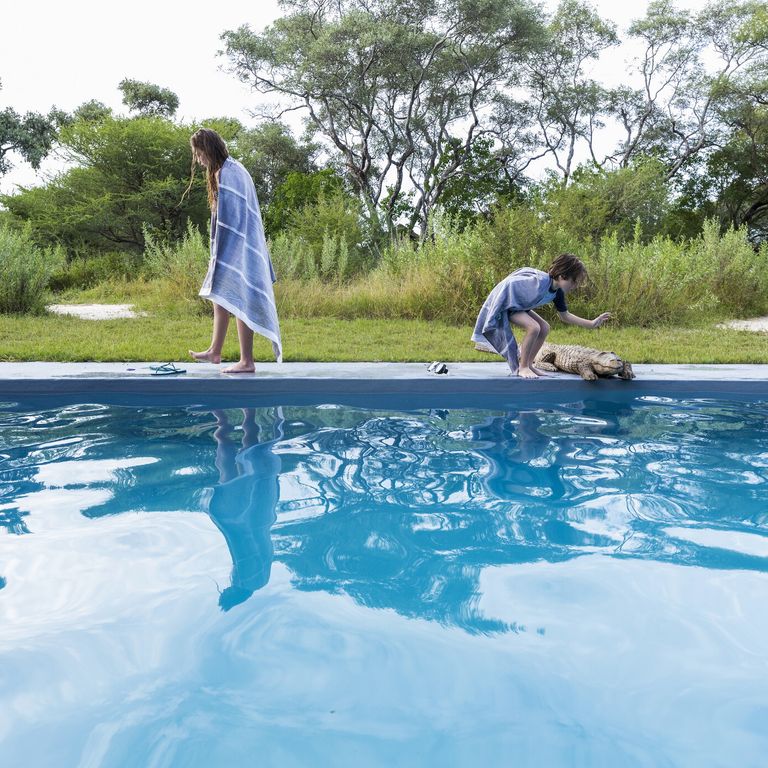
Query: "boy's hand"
591 312 612 328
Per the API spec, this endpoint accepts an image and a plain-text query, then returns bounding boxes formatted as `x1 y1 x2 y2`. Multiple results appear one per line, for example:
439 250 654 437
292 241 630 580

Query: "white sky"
0 0 711 194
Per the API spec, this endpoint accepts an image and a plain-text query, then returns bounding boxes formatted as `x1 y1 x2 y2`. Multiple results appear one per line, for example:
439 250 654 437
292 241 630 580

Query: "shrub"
275 216 768 327
49 251 139 292
0 224 64 314
268 192 371 282
143 221 210 313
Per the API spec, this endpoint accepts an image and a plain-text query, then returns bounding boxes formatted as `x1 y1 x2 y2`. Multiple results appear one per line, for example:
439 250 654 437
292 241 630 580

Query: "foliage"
142 220 210 313
0 224 64 314
72 100 113 123
0 79 64 175
118 78 179 118
269 190 369 281
573 220 768 326
233 122 317 211
264 169 345 236
222 0 546 236
1 116 209 256
539 159 671 243
272 213 768 327
432 138 524 230
49 251 139 292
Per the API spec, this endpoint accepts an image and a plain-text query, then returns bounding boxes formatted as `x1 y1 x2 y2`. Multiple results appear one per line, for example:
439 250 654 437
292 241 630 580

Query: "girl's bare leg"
190 303 229 363
222 318 255 373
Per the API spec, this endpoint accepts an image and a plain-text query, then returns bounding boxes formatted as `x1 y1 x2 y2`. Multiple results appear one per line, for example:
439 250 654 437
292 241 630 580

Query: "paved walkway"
0 362 765 400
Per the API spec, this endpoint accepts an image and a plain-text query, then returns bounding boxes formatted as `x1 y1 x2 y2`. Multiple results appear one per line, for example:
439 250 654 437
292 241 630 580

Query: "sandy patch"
718 317 768 333
46 304 146 320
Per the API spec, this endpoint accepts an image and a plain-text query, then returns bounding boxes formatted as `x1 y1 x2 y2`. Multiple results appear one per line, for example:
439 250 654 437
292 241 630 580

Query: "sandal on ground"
150 362 187 376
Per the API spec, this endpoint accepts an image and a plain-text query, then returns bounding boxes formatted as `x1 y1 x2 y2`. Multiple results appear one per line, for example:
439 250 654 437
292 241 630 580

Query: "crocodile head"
591 351 626 376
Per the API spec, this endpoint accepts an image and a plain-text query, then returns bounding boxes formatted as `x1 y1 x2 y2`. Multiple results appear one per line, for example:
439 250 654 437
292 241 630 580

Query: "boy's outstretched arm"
558 310 612 329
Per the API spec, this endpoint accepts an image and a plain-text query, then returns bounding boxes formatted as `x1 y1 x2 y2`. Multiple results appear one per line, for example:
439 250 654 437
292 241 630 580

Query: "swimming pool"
1 392 767 766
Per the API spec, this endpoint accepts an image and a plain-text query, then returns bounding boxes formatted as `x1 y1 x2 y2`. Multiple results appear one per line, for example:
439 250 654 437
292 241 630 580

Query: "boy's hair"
548 253 587 286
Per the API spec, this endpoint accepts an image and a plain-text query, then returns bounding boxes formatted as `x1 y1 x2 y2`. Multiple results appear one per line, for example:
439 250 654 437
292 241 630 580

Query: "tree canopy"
0 79 64 176
221 0 768 239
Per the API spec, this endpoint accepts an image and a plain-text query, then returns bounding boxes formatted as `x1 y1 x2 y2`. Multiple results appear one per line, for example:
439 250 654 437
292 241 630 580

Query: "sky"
0 0 711 193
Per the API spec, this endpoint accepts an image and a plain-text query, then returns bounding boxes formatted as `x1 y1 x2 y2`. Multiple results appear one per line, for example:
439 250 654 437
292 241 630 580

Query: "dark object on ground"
427 361 449 375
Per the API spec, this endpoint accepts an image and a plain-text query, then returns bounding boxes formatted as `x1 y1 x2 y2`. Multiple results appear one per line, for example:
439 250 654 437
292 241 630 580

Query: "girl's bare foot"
222 361 256 374
189 349 221 364
518 366 540 379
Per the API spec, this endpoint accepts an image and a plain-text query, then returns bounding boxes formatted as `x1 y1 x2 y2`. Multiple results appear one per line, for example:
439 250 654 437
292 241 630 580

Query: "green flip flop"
150 362 187 376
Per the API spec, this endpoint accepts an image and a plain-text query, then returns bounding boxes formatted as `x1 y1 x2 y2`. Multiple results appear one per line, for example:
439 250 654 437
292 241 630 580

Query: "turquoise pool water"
1 395 767 767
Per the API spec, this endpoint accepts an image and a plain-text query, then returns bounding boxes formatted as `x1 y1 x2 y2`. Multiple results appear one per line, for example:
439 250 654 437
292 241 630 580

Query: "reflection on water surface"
1 396 767 766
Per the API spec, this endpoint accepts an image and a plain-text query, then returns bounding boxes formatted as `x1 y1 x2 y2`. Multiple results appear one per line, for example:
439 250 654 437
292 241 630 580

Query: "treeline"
0 0 767 324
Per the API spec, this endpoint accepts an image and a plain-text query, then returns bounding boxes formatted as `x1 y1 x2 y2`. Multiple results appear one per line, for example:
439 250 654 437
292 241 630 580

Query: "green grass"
1 313 767 363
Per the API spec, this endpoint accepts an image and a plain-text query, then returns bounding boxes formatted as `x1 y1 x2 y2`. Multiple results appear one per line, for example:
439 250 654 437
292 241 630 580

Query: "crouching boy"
472 254 611 378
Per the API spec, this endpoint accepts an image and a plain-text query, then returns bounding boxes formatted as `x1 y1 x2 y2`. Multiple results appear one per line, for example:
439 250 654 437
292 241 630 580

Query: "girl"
187 128 282 373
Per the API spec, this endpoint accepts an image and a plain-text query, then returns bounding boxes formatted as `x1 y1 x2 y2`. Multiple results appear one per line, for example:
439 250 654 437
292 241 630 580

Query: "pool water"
1 395 767 767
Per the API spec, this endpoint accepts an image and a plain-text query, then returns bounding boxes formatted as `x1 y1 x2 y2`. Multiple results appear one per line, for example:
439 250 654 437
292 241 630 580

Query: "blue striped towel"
471 268 555 374
200 157 282 362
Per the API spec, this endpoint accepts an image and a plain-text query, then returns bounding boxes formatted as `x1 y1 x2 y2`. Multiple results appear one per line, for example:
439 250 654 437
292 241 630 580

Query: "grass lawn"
1 313 767 363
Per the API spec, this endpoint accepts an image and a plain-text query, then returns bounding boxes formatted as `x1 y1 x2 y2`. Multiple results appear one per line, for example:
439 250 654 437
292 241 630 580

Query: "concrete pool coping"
0 362 766 401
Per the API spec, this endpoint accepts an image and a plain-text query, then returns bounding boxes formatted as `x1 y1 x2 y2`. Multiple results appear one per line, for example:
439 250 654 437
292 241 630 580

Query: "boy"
472 254 611 378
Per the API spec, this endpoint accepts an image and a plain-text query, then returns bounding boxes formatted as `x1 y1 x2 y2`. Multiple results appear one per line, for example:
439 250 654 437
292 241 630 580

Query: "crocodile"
473 339 635 380
534 342 635 380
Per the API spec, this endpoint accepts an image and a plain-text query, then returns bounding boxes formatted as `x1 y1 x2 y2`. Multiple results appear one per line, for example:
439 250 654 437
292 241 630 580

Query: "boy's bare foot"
518 366 540 379
222 361 256 374
189 349 221 364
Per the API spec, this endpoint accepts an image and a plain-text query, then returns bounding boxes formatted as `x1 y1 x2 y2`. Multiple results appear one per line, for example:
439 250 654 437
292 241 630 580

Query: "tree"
539 158 671 243
263 168 345 236
1 115 208 255
118 78 180 118
233 122 317 209
221 0 546 238
72 100 113 123
523 0 618 184
0 79 64 175
699 84 768 240
608 0 768 180
433 137 524 229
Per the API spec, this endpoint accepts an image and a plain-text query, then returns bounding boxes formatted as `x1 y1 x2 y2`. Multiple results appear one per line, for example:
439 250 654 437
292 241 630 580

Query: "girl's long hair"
183 128 229 210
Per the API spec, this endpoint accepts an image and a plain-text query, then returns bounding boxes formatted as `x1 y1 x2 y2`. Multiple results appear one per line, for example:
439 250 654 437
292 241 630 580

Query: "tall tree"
608 0 768 180
222 0 545 237
523 0 618 184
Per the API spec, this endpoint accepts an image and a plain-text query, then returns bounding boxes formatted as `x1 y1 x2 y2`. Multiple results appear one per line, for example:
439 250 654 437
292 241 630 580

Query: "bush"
0 224 64 314
275 215 768 327
696 219 768 316
268 192 371 282
49 251 139 291
143 221 210 313
539 160 671 244
568 220 768 326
